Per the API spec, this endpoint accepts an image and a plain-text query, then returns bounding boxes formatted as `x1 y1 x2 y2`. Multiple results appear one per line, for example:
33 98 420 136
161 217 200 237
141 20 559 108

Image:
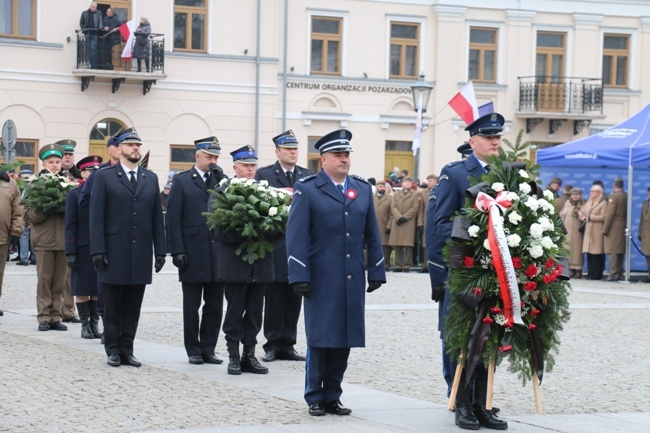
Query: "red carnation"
543 275 553 284
524 281 537 291
528 323 537 330
464 256 474 268
545 258 555 269
525 265 538 278
498 345 513 352
512 257 523 269
490 307 502 314
530 309 541 317
482 317 494 325
471 287 482 296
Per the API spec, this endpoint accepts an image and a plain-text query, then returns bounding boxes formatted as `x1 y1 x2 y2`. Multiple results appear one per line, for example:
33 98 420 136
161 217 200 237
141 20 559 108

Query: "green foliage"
22 172 78 214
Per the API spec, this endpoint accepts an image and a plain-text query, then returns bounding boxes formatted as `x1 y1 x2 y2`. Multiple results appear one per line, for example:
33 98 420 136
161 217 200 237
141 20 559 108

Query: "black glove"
92 254 108 271
292 282 311 299
208 163 224 184
155 256 166 273
172 254 187 270
66 254 79 270
431 284 445 302
367 281 383 293
0 171 9 182
396 216 407 225
385 228 391 235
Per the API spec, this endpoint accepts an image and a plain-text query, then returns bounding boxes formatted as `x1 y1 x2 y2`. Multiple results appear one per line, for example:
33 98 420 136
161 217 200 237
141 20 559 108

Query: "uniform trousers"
0 244 7 300
35 249 66 323
263 281 302 354
382 245 391 270
394 246 413 270
182 282 224 357
223 283 265 346
586 253 605 280
608 253 624 279
103 283 146 357
62 269 77 319
304 347 350 405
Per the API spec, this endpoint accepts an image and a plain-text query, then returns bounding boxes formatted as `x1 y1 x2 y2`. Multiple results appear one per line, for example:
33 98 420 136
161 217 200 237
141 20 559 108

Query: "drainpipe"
255 0 261 150
282 0 289 131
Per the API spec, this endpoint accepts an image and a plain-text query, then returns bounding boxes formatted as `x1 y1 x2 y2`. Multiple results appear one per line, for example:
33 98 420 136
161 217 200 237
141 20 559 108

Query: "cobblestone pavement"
1 260 649 432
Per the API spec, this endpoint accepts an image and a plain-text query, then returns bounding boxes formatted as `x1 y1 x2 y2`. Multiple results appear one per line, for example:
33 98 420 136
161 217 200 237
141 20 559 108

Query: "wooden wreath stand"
447 354 544 414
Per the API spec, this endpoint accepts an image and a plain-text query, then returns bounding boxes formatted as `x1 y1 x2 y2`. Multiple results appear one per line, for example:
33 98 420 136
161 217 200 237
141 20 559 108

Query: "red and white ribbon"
475 191 524 326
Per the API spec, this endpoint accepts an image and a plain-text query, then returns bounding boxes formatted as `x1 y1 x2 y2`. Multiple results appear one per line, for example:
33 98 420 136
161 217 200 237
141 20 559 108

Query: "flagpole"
413 92 423 182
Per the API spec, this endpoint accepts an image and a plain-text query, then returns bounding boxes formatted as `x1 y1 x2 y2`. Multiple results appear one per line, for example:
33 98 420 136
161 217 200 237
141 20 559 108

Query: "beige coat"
388 188 419 247
560 199 584 269
417 188 429 246
603 189 627 254
582 197 607 254
26 209 65 251
639 199 650 255
0 178 24 244
373 192 393 246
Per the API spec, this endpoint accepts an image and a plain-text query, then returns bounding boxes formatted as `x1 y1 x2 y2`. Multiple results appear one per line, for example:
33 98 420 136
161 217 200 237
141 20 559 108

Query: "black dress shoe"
262 349 277 362
308 401 326 416
0 309 3 316
324 400 351 415
280 348 305 361
17 260 28 266
50 321 68 331
38 321 50 331
455 401 480 430
202 354 223 364
29 259 37 265
473 406 508 430
107 354 121 367
227 357 241 375
121 355 142 367
63 316 82 323
188 355 204 364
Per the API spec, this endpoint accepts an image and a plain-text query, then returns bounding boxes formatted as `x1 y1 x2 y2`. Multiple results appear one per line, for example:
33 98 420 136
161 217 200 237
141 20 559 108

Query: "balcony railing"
518 76 603 114
76 29 165 73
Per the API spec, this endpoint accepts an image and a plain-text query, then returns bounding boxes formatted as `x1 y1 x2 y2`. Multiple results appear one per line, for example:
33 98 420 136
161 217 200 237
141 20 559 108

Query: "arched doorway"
89 118 126 162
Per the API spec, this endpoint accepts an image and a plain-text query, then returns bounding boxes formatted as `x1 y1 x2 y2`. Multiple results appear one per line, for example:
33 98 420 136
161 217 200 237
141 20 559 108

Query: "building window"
311 16 342 75
174 0 207 52
170 144 195 172
603 34 629 88
0 139 38 174
307 136 322 173
389 22 419 79
469 27 497 83
0 0 35 39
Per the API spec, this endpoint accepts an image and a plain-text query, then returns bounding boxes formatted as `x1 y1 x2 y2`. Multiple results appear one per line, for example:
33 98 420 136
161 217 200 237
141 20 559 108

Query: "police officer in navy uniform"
426 113 508 430
89 128 166 368
286 129 386 416
214 145 272 375
167 136 225 365
254 130 313 362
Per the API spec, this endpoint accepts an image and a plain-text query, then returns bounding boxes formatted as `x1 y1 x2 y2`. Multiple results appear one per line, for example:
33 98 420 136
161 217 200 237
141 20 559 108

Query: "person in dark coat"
102 8 123 67
89 128 166 368
134 17 151 72
254 130 313 363
167 136 225 365
65 155 103 339
286 129 386 417
426 113 508 430
79 1 103 68
214 145 272 376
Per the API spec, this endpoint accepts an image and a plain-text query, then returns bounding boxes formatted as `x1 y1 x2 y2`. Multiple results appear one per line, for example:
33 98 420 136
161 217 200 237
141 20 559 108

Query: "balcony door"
536 32 566 112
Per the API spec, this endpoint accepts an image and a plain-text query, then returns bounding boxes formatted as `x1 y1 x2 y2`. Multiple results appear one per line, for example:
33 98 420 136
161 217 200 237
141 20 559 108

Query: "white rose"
483 239 491 251
491 182 505 192
538 216 553 231
543 190 555 201
268 207 278 216
508 211 522 225
259 180 269 187
540 236 556 249
530 223 544 239
519 170 529 179
524 196 539 212
529 244 544 258
507 233 521 248
468 225 480 237
506 192 519 202
246 179 255 186
519 182 532 195
269 191 278 198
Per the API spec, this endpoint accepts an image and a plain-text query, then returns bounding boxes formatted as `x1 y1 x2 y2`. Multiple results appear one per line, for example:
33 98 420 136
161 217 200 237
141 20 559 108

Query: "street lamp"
410 74 433 182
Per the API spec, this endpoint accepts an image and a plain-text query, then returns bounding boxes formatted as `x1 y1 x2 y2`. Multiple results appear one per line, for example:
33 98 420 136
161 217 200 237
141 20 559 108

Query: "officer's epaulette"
444 160 464 169
350 174 369 183
257 164 274 171
297 174 316 183
98 165 114 172
176 169 189 175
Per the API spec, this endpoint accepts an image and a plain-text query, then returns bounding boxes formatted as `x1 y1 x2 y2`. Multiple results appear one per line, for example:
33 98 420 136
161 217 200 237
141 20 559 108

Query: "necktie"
203 172 209 183
485 164 491 173
286 170 293 186
129 171 137 189
337 184 345 196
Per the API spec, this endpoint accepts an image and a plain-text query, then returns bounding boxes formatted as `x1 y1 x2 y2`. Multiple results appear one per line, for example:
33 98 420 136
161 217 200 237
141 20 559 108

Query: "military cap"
272 130 299 148
465 112 505 137
230 145 258 164
194 136 221 156
456 142 472 157
76 155 103 171
106 136 117 147
113 127 142 145
314 129 353 154
55 139 77 154
39 143 64 161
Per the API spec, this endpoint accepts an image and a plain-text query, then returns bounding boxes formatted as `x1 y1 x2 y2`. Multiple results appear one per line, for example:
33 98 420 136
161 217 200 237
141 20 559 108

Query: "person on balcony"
134 17 152 73
103 8 123 69
79 2 103 69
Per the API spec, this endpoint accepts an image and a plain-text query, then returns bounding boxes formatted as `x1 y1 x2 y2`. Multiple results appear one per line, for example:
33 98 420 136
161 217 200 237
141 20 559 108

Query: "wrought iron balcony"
518 76 603 115
74 29 166 95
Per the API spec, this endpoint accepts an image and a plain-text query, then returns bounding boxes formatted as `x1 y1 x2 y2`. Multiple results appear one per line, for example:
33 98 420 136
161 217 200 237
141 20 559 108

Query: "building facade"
1 0 650 182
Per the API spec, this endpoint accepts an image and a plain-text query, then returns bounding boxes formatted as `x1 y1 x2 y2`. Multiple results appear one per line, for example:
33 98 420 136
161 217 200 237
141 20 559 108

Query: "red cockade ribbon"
475 191 524 326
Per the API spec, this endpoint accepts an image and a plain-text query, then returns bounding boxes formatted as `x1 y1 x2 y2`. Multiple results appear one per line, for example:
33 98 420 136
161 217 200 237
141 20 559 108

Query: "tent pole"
626 163 633 283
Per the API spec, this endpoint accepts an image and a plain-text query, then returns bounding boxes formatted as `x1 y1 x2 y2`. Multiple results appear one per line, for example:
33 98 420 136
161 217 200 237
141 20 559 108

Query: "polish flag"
119 19 137 61
448 81 479 125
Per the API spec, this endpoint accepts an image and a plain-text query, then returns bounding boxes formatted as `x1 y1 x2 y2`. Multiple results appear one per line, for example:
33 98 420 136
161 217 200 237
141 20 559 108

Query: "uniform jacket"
0 177 24 244
166 167 220 283
89 163 165 285
388 188 420 247
286 171 386 348
373 192 393 246
559 199 585 269
582 196 607 255
27 209 64 251
64 187 90 254
254 161 313 282
639 199 650 255
603 189 627 254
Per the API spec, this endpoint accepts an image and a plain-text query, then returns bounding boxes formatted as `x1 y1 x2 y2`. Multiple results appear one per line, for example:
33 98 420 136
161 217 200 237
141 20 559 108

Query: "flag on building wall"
448 81 479 125
478 101 495 117
119 19 137 61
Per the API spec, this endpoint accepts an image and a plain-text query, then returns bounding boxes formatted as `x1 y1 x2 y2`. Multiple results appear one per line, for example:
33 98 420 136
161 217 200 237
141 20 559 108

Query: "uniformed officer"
426 112 508 430
214 145 271 375
254 130 313 362
167 136 225 365
286 129 386 416
603 177 627 281
65 155 103 339
89 128 166 368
